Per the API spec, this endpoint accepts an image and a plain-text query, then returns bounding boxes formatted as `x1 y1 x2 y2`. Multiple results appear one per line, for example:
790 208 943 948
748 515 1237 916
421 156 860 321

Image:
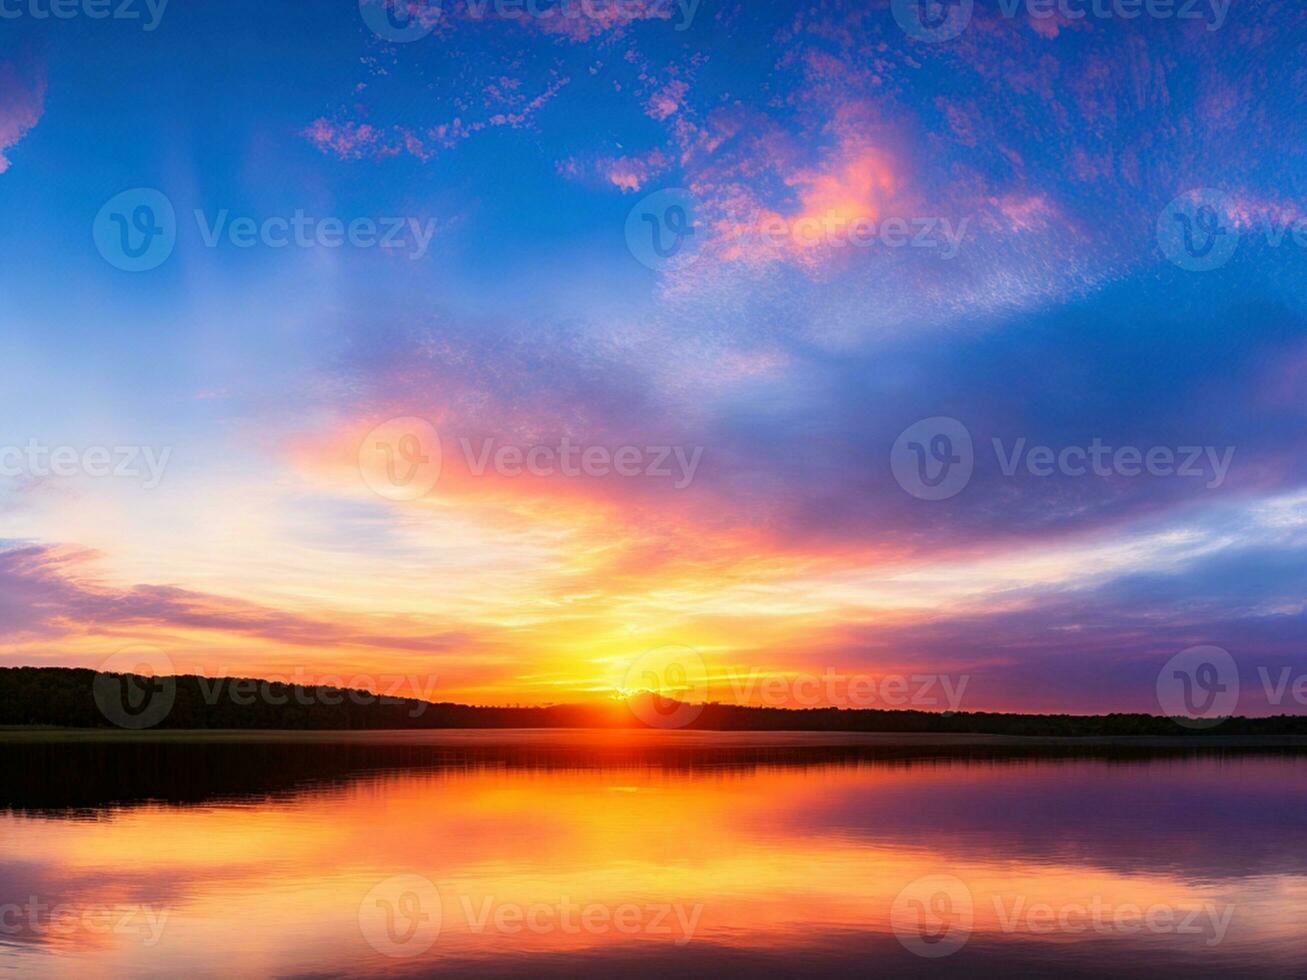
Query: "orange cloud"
702 140 903 268
783 144 897 242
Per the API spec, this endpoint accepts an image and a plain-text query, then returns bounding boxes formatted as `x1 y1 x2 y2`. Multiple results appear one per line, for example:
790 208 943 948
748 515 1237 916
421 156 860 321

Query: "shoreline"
5 726 1307 749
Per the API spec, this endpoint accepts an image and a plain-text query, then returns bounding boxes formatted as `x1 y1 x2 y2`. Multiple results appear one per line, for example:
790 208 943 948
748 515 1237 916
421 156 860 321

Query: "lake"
1 730 1305 978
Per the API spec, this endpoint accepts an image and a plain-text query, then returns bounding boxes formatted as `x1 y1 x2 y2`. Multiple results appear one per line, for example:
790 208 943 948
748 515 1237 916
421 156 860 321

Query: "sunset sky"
0 0 1304 712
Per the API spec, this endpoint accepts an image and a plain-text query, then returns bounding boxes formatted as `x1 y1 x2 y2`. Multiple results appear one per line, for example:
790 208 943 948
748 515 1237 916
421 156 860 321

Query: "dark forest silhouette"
5 666 1307 737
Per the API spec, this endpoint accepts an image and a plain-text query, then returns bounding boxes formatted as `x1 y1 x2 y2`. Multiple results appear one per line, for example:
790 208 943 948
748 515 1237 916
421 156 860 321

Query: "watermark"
358 0 701 42
1257 666 1307 708
891 0 973 42
1000 0 1229 30
991 437 1235 488
358 417 705 501
625 188 700 271
891 417 974 501
1156 645 1240 729
891 875 973 957
191 670 440 719
892 418 1236 500
0 0 169 30
1159 188 1306 272
460 437 703 489
990 895 1234 945
892 876 1234 959
92 646 177 730
93 647 441 729
463 0 700 30
0 897 170 947
1158 646 1307 729
358 876 703 956
358 417 444 502
621 645 709 729
756 213 971 258
460 896 703 944
94 189 437 271
891 0 1227 43
359 0 442 41
93 188 176 272
193 210 436 259
619 647 970 727
359 875 443 958
0 440 171 489
728 668 969 711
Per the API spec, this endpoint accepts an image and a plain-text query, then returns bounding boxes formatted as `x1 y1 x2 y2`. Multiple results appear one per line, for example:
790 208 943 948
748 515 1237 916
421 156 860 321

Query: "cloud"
556 147 671 192
301 119 397 160
645 78 689 121
0 544 473 656
0 58 45 174
448 0 678 41
303 75 570 161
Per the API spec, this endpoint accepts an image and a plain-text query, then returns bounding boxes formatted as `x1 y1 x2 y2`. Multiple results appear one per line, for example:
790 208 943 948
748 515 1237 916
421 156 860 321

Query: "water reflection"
1 732 1304 978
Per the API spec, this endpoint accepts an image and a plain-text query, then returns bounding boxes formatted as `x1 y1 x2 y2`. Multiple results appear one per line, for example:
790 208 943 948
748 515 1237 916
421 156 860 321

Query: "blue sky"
0 0 1305 713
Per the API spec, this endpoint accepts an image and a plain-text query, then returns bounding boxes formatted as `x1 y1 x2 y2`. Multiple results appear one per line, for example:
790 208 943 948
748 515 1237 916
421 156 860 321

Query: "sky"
0 0 1304 714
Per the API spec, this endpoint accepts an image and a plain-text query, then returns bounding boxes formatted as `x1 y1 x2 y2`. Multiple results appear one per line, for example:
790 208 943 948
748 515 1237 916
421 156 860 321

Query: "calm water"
1 730 1305 978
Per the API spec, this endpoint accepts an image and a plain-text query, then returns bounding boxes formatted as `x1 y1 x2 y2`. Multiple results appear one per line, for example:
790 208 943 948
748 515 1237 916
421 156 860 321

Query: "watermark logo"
0 0 170 30
95 190 438 270
93 188 177 272
893 421 1237 501
756 212 971 258
358 417 444 502
468 0 700 30
92 645 177 730
1160 188 1307 271
729 668 969 711
359 875 443 958
891 0 973 42
991 438 1235 488
992 894 1234 944
1001 0 1229 31
625 188 700 271
893 0 1229 43
461 437 703 489
1258 666 1307 709
0 441 172 489
1156 645 1240 729
0 897 170 946
193 210 436 259
191 670 441 718
891 875 974 958
621 644 708 729
459 896 703 944
358 422 705 500
1158 189 1239 272
892 417 974 501
359 0 441 41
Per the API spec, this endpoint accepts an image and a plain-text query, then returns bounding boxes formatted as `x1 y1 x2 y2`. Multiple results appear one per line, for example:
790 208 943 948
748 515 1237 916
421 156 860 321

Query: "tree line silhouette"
3 666 1307 737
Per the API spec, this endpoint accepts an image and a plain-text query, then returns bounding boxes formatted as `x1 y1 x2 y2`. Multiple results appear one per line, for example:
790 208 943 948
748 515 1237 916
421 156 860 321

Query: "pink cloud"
1024 9 1088 39
557 147 671 193
0 544 472 655
304 77 569 161
646 78 689 122
988 193 1058 233
301 119 396 160
0 59 46 174
524 0 673 41
449 0 675 42
686 131 905 270
1221 193 1302 232
605 149 670 192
